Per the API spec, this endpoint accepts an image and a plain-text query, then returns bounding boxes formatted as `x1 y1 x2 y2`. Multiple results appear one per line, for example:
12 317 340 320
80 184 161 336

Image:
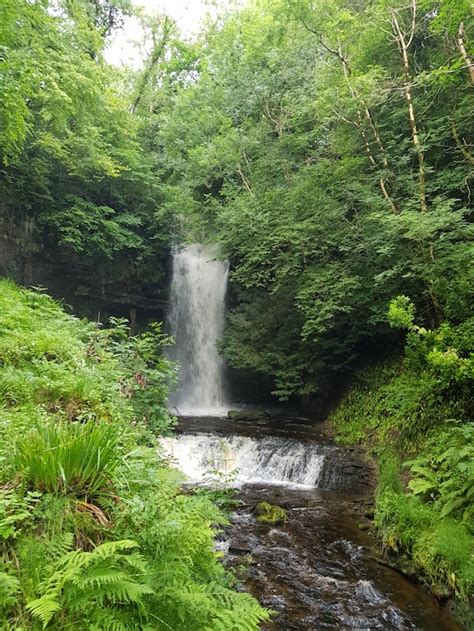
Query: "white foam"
159 433 325 488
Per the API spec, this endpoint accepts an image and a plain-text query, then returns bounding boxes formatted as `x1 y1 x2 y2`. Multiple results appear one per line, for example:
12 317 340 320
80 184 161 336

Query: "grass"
13 421 123 497
375 472 474 600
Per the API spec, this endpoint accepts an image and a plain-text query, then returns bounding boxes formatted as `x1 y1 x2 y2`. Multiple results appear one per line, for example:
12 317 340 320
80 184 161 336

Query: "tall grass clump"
0 280 269 629
13 421 123 497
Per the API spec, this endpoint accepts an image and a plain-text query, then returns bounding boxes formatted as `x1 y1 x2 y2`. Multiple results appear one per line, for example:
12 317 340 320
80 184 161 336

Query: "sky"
105 0 219 67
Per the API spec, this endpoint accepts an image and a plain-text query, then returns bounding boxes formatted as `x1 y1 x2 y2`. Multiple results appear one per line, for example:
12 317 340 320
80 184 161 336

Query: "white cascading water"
167 244 229 415
160 433 325 488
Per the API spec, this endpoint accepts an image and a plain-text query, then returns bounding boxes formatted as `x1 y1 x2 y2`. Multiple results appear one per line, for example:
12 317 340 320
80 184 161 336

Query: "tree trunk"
392 10 428 213
132 16 172 114
337 44 399 214
457 21 474 85
301 20 399 214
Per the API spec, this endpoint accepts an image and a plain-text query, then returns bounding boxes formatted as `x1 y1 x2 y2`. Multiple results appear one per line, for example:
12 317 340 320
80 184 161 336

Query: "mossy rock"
227 409 268 421
255 501 287 525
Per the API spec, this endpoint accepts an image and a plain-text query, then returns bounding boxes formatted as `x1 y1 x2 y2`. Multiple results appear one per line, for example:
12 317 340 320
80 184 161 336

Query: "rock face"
172 415 376 495
0 205 168 326
317 447 376 495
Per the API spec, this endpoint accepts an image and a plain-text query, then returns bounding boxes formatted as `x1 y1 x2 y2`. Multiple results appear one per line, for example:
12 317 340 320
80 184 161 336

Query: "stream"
164 245 458 629
161 416 459 630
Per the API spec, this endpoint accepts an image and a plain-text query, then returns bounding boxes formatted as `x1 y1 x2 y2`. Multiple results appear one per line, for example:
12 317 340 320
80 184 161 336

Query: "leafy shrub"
405 422 474 525
101 317 178 436
388 296 416 330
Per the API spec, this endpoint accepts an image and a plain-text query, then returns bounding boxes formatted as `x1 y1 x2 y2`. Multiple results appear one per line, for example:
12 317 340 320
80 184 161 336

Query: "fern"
26 539 153 628
0 570 20 614
0 489 40 539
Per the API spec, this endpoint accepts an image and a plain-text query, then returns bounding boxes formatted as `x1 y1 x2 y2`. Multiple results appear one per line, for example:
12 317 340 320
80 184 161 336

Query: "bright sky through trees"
105 0 219 66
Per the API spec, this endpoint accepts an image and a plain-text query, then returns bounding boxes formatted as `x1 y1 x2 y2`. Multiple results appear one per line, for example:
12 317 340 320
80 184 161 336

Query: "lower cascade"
160 426 457 630
160 433 325 487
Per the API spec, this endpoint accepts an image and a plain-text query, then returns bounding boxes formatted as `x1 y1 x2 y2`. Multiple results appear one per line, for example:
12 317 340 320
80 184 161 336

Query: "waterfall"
167 244 229 415
160 433 325 488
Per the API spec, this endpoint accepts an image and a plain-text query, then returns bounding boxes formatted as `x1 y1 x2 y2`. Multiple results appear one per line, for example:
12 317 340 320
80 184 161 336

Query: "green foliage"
388 296 416 330
405 423 474 524
330 314 473 449
0 490 41 540
0 0 173 291
1 0 473 621
26 539 153 628
41 197 143 259
0 281 269 629
2 0 472 400
332 303 473 605
375 486 474 599
103 318 177 436
149 0 472 398
374 442 474 601
0 571 20 618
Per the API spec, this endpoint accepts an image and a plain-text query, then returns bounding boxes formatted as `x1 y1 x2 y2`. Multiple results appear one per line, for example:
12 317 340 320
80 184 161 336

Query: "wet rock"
227 409 270 421
225 484 459 631
228 539 253 554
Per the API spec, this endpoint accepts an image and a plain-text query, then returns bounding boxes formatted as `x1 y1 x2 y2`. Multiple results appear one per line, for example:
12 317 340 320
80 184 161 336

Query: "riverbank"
0 280 269 629
329 344 473 628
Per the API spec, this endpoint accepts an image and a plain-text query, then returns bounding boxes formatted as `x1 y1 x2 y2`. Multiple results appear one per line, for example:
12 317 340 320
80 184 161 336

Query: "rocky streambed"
162 415 459 630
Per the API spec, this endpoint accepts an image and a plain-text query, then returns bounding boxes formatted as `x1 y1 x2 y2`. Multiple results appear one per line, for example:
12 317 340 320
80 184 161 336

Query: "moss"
255 502 287 525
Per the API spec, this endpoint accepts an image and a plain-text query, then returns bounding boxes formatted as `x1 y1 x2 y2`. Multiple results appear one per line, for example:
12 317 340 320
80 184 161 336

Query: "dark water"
172 416 459 630
225 485 458 630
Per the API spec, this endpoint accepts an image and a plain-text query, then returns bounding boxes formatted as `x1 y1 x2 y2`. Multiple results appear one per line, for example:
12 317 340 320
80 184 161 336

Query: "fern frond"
26 597 62 628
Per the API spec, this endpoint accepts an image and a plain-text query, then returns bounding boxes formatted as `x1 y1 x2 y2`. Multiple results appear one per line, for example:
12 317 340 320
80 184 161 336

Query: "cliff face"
0 205 40 285
0 205 168 327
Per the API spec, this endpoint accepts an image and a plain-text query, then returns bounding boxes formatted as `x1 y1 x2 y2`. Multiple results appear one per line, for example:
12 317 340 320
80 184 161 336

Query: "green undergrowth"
0 279 269 630
330 299 473 619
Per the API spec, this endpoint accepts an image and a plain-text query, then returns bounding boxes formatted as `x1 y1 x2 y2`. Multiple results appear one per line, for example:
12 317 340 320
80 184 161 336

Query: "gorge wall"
0 205 168 327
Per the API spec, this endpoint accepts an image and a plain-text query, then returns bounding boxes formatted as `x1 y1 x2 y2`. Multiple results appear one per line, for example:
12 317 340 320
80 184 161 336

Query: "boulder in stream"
227 409 269 421
255 501 288 525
